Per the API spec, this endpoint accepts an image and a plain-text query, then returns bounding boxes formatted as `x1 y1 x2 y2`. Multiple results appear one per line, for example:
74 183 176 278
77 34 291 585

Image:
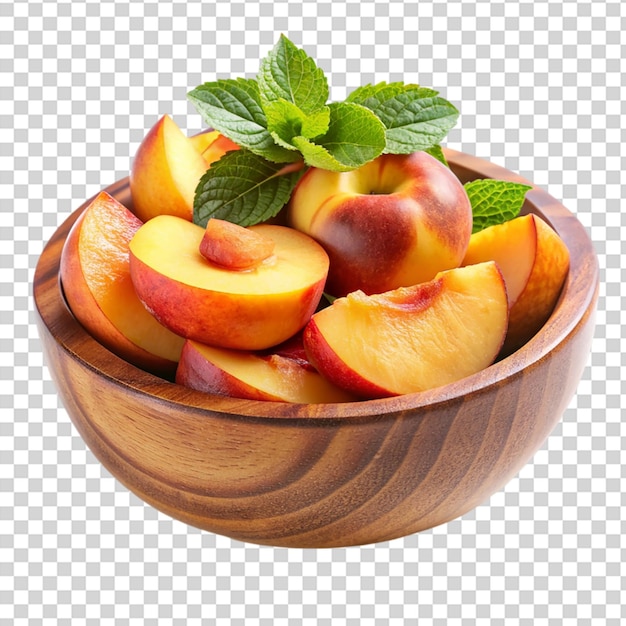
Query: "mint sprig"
264 99 330 150
258 34 329 114
193 151 305 228
345 82 459 154
292 102 386 172
187 78 299 164
465 179 533 233
188 34 460 227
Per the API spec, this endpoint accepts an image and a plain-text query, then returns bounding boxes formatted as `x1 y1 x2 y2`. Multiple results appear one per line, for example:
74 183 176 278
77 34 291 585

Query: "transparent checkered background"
2 0 624 624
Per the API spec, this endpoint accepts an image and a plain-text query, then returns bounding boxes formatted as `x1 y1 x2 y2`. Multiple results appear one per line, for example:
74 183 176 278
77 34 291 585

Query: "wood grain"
33 151 598 547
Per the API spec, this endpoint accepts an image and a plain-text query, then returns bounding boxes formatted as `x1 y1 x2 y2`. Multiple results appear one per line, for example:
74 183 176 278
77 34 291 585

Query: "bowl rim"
34 149 599 420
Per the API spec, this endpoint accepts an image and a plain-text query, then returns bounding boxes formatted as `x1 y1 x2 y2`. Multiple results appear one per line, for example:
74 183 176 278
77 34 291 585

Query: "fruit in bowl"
33 36 597 547
288 150 473 297
59 190 185 378
128 215 330 351
33 155 598 547
304 261 510 399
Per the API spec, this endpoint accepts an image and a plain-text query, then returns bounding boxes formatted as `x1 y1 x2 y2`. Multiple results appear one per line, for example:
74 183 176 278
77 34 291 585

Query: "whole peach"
288 151 473 296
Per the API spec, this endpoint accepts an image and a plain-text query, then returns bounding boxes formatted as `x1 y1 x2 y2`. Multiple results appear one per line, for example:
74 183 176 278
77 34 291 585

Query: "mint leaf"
348 82 459 154
346 81 437 106
424 144 449 166
291 137 350 172
264 99 330 149
258 34 329 114
383 93 459 153
292 102 386 172
187 78 297 163
465 179 533 233
193 150 305 227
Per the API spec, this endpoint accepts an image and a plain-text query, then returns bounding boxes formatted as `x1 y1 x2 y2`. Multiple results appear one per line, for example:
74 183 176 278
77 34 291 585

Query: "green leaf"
264 99 330 149
465 179 533 233
348 82 459 154
292 102 386 172
187 78 297 163
258 34 329 114
193 149 306 227
424 144 449 167
346 81 437 105
291 137 349 172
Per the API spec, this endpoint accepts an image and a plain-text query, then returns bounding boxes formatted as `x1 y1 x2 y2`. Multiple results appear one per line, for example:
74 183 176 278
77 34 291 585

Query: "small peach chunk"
199 219 276 271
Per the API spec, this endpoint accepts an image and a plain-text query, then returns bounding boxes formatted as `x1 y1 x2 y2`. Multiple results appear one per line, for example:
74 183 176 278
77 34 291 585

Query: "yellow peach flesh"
178 340 355 403
130 115 209 222
200 133 241 163
188 130 220 155
132 216 325 295
461 213 570 353
308 262 508 396
129 215 329 350
60 192 184 374
199 218 276 270
463 214 537 308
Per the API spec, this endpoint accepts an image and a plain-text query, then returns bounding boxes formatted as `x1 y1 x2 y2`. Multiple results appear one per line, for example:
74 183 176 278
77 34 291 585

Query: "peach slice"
189 129 220 154
462 213 570 353
129 114 210 223
266 331 312 369
128 215 330 350
303 261 509 399
189 130 241 162
60 191 185 377
199 218 275 270
176 340 356 403
198 132 240 163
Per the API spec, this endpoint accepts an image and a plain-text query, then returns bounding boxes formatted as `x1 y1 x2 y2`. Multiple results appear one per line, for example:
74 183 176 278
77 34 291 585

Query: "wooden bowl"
34 150 598 548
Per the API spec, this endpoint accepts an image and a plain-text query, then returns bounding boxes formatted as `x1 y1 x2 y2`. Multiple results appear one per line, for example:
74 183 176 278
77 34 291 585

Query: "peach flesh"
176 340 356 403
60 191 184 377
199 219 276 270
463 214 570 353
129 114 209 223
304 262 509 399
463 214 538 308
128 216 330 350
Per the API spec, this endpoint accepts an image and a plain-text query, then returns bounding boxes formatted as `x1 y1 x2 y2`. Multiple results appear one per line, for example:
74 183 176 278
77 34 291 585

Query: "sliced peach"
189 130 241 161
128 215 330 350
199 219 275 270
199 132 240 163
303 262 509 399
266 331 312 369
176 340 356 403
462 214 569 353
189 129 221 154
60 191 185 377
129 114 210 222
